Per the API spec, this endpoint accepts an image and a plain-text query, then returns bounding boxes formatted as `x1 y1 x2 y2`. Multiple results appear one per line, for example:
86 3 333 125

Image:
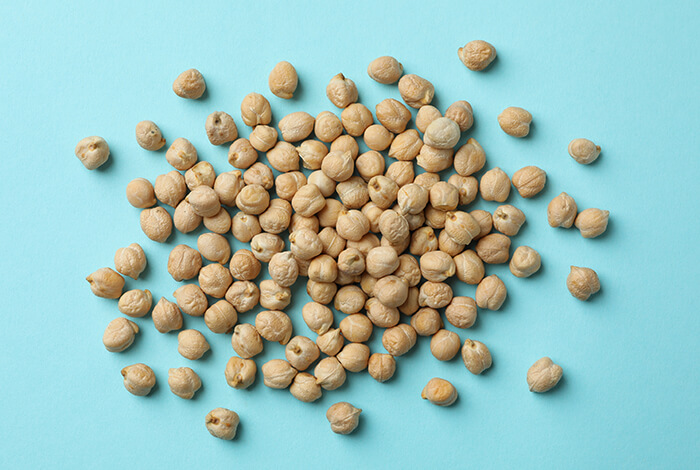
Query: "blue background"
1 1 698 468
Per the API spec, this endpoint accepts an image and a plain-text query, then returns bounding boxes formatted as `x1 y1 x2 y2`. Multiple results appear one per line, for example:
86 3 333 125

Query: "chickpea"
568 138 601 165
547 192 578 228
438 230 465 257
275 171 307 201
567 266 600 300
204 300 238 334
409 226 438 256
445 296 478 329
259 198 292 234
378 210 409 245
480 167 511 202
326 402 362 435
375 98 411 133
475 233 511 264
259 280 292 311
527 357 564 393
445 100 474 132
396 184 428 216
453 250 485 284
430 329 461 361
359 202 382 233
315 111 343 143
403 210 426 231
448 174 479 206
424 206 447 230
199 263 233 298
174 284 208 317
382 324 417 356
290 372 323 403
389 129 423 161
86 267 124 299
168 367 201 399
318 226 346 257
360 272 378 296
331 285 364 315
231 212 261 242
75 136 110 170
289 213 320 236
140 206 172 242
266 141 299 173
287 228 322 261
152 172 185 208
205 408 239 440
186 185 220 217
416 105 442 133
420 251 456 282
326 73 358 108
321 150 354 182
185 161 216 190
126 178 156 208
113 243 146 281
462 339 492 374
225 356 257 389
306 254 336 283
493 204 526 236
338 314 373 343
268 61 298 99
250 233 285 263
367 175 398 209
337 343 371 372
511 166 547 198
205 111 238 145
368 353 396 382
225 281 260 313
355 151 385 182
445 211 480 245
390 254 419 286
152 297 183 333
228 249 260 281
235 184 270 215
103 318 139 352
306 171 335 199
498 107 532 137
121 363 156 396
475 275 507 310
347 233 381 256
167 244 202 281
470 209 493 240
316 328 344 356
278 112 315 143
575 208 610 238
333 209 368 242
197 233 230 264
172 68 205 98
281 336 319 371
249 125 278 152
419 282 453 309
231 323 264 359
301 302 333 335
385 161 415 187
398 74 434 108
417 145 454 173
173 200 202 234
297 140 328 171
336 271 361 286
422 378 458 406
364 246 398 278
178 329 210 360
410 307 442 336
454 138 486 176
166 138 197 171
306 280 337 304
314 357 346 391
118 289 153 318
365 297 400 328
383 234 410 255
336 177 369 209
424 117 461 150
330 135 360 159
262 359 298 389
341 103 373 136
240 92 272 127
228 138 258 169
428 182 458 211
413 172 440 192
510 246 542 278
367 56 403 84
458 40 497 71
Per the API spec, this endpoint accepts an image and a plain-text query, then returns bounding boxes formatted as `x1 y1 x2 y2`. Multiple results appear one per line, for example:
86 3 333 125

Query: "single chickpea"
268 61 298 99
205 111 238 145
448 174 479 206
118 289 153 317
567 266 600 300
368 353 396 382
266 252 297 288
360 272 378 296
391 254 420 286
317 328 344 356
411 307 443 336
314 357 346 391
462 339 492 374
438 230 465 257
231 323 264 358
297 140 328 170
475 233 511 264
152 297 183 333
337 343 371 372
341 103 373 136
334 285 366 315
396 184 428 216
454 250 485 284
321 150 354 182
256 309 293 345
575 208 610 238
336 248 365 277
417 145 454 172
422 378 458 406
409 226 438 256
414 172 440 192
173 284 208 317
199 263 233 298
382 324 417 356
336 271 361 286
547 192 578 228
365 246 400 278
276 171 307 201
424 117 461 150
228 138 258 169
262 359 298 389
187 186 220 217
360 202 383 232
243 162 274 189
326 402 362 435
510 246 542 278
493 205 526 236
446 100 474 131
231 212 261 242
429 182 459 211
419 282 453 308
307 254 337 283
568 138 601 165
288 228 322 261
389 129 423 161
86 267 124 299
316 200 344 228
173 68 205 99
378 209 409 245
266 141 299 173
383 234 410 255
318 226 346 257
259 198 292 234
289 184 324 218
197 233 230 264
348 233 381 256
475 275 507 310
240 92 272 127
259 280 292 311
204 300 238 334
306 280 337 304
364 124 395 151
302 302 334 335
166 138 197 171
250 233 285 262
235 184 270 215
173 200 202 233
205 408 239 440
445 296 478 329
178 329 210 360
114 243 146 280
315 111 344 143
425 206 447 230
334 210 369 242
103 318 139 352
498 107 532 137
420 251 456 282
154 171 186 207
121 364 156 396
403 209 426 231
249 125 278 152
353 151 383 182
290 372 323 402
527 357 563 392
140 206 172 242
454 138 486 176
278 112 315 143
368 56 403 84
430 330 461 361
458 40 497 71
75 136 110 170
185 161 216 190
167 244 202 281
398 74 434 108
375 98 411 133
168 367 201 399
226 281 260 313
470 210 493 240
126 178 156 208
445 211 480 245
335 177 367 209
368 175 398 209
225 356 257 389
385 161 415 187
511 166 547 198
414 106 440 134
331 135 360 158
285 336 320 371
366 297 400 328
398 287 420 316
307 170 337 197
480 167 511 202
326 73 358 108
339 314 373 343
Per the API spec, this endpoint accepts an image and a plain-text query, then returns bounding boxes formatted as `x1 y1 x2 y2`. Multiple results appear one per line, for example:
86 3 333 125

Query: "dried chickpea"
302 302 334 335
235 184 270 215
331 135 360 159
411 307 443 336
341 103 373 137
390 254 419 287
454 138 486 176
498 107 532 137
445 297 477 329
321 150 354 182
398 74 434 108
153 171 185 208
278 111 314 142
339 314 373 343
403 208 426 231
288 228 322 261
475 233 511 264
364 124 394 151
419 282 453 309
166 138 197 171
318 227 345 257
121 363 156 396
231 323 263 358
276 171 307 201
167 244 202 281
268 61 297 99
431 330 461 361
113 243 146 280
282 336 319 371
140 206 172 242
413 172 440 191
336 271 361 286
86 267 124 299
226 281 260 313
173 200 202 233
458 40 497 71
360 272 378 296
575 208 610 238
290 372 323 402
422 378 458 406
317 328 344 356
511 166 546 198
205 111 238 145
510 246 541 278
569 138 601 165
326 73 358 108
187 186 220 218
225 356 257 389
242 162 273 190
445 100 474 131
409 226 438 256
420 251 456 282
315 111 343 142
353 151 383 181
297 140 328 170
382 324 417 356
168 367 201 399
389 129 423 161
250 233 285 262
240 92 272 127
480 168 511 202
307 170 336 197
470 210 493 240
126 178 156 208
203 208 231 234
396 184 427 216
266 141 300 172
306 279 337 304
364 246 399 278
333 210 368 242
378 210 409 244
314 357 346 391
368 56 403 84
359 202 382 232
493 205 526 236
185 161 215 190
416 105 441 133
231 212 261 242
307 254 337 283
103 318 139 352
205 300 238 334
547 192 578 228
368 353 396 382
462 339 492 374
424 206 447 230
527 357 563 392
445 211 480 245
365 297 400 327
368 175 398 209
335 177 368 209
197 233 230 264
326 402 362 435
259 280 292 311
174 284 208 317
249 125 278 152
135 121 165 151
375 98 411 133
383 234 410 255
347 233 381 256
199 263 233 298
178 329 210 360
337 343 371 372
205 408 239 440
228 138 258 169
75 136 110 170
475 275 507 310
260 198 292 234
118 289 152 317
152 297 183 333
173 68 205 99
385 161 414 187
454 250 485 285
229 250 261 281
417 145 454 172
289 184 324 218
437 230 465 257
425 117 461 150
430 182 459 211
401 288 420 315
448 174 479 206
262 359 298 389
567 266 600 300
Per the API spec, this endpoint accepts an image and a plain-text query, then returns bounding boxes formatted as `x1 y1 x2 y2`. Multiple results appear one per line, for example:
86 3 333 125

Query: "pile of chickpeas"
80 40 608 439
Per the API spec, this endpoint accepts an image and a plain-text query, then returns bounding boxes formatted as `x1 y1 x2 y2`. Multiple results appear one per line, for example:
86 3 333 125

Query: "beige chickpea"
229 249 261 281
103 318 139 352
302 302 334 335
185 161 216 190
335 249 364 277
409 226 438 256
422 378 458 406
199 263 233 298
243 162 274 189
445 211 480 245
307 171 336 199
235 184 270 215
364 124 394 152
259 280 292 311
306 280 337 304
86 267 124 299
375 98 411 133
283 336 319 371
498 107 532 138
321 150 354 182
166 138 198 171
337 343 371 372
140 206 172 242
269 61 298 99
307 254 337 283
289 184 324 218
454 250 485 284
424 206 447 230
205 111 238 145
335 177 368 209
334 210 368 242
430 330 461 361
360 272 378 296
249 125 278 152
399 287 419 315
178 329 210 360
512 166 547 198
510 246 542 278
413 172 440 192
368 353 396 382
547 192 578 228
205 408 239 440
475 275 507 310
297 140 328 171
118 289 153 317
424 117 461 150
168 367 201 399
225 356 257 390
336 271 361 286
575 208 610 238
419 282 453 309
360 202 383 233
347 233 381 256
266 251 298 288
396 184 428 216
315 200 343 228
382 324 417 356
493 205 526 236
368 176 398 209
186 186 220 218
240 92 272 127
205 300 238 334
250 233 285 262
331 134 359 159
366 297 400 328
567 266 600 300
326 73 358 108
173 68 205 99
446 100 474 131
275 171 307 201
391 254 420 287
228 138 258 169
289 228 322 261
448 174 479 206
266 141 300 173
174 284 208 317
378 210 409 245
403 209 426 232
231 323 264 358
278 112 314 143
315 111 343 143
126 178 156 208
197 233 230 264
470 210 493 240
429 182 459 211
527 357 563 392
365 246 400 278
326 402 362 435
262 359 298 389
420 251 456 282
121 363 156 396
167 244 202 281
386 162 415 188
437 229 465 257
173 200 202 234
318 226 346 257
152 297 183 333
445 296 478 329
339 314 373 343
231 212 260 243
259 198 292 234
458 40 497 71
417 145 454 172
355 151 384 182
475 233 511 264
411 307 443 337
480 168 511 202
568 138 601 165
454 138 486 176
462 339 492 374
398 74 434 108
75 136 110 170
290 372 323 402
153 171 185 208
226 281 259 313
415 105 441 133
314 357 346 391
368 56 403 84
389 129 423 161
113 243 146 280
341 103 373 137
317 328 344 356
383 234 410 255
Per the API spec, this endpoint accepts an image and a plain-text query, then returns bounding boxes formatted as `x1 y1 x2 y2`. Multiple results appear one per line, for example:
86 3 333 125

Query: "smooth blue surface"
1 1 698 468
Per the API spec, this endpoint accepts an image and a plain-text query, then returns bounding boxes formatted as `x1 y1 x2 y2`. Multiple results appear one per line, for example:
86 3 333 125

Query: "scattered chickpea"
197 233 230 264
314 357 347 391
225 281 260 313
204 209 232 234
269 61 298 99
417 145 454 172
173 200 202 233
326 402 362 434
173 68 205 99
113 243 146 280
438 229 465 257
186 185 221 217
262 359 298 389
365 297 399 328
398 74 434 108
178 329 210 360
326 73 358 108
86 267 124 299
121 363 156 396
103 318 139 352
231 323 264 359
475 233 511 264
301 302 332 336
259 280 292 311
168 367 202 399
318 227 346 257
567 266 600 300
317 328 344 356
527 357 563 393
166 137 198 171
250 233 285 262
249 125 278 152
118 289 153 317
276 171 308 201
389 129 423 161
307 279 338 304
173 284 208 317
568 138 601 165
367 353 396 383
199 263 233 298
204 300 238 334
228 138 258 169
225 356 257 389
575 208 610 238
286 336 320 371
339 314 373 343
424 117 461 150
292 183 327 217
382 324 417 356
547 192 578 228
446 100 474 132
458 40 497 71
375 98 411 134
154 171 186 208
75 136 110 170
509 246 541 278
185 161 216 190
420 251 456 282
378 209 409 245
454 138 486 177
385 161 415 187
341 103 373 137
364 124 394 151
290 372 323 403
240 92 272 127
445 211 480 245
205 111 238 145
453 250 485 285
167 244 202 281
297 140 328 171
422 378 458 406
337 343 371 372
308 169 337 197
126 178 157 208
140 206 172 242
475 275 507 310
445 296 477 329
414 172 441 192
415 105 441 133
498 107 532 138
511 166 547 198
278 112 315 143
255 310 293 345
152 297 183 333
430 329 461 361
289 228 323 261
411 307 443 336
461 339 492 374
493 204 526 236
321 150 355 182
368 56 403 84
315 111 344 143
205 408 239 440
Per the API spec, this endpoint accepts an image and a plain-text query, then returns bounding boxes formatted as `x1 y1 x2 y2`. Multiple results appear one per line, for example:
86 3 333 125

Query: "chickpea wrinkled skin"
337 343 371 372
575 208 610 238
173 68 206 99
178 329 210 360
368 353 396 382
118 289 153 317
475 275 507 310
155 171 187 207
269 61 298 99
168 367 202 399
368 56 403 84
326 73 358 108
121 363 156 396
166 138 198 171
240 92 272 127
167 244 202 281
205 408 239 440
114 243 146 280
422 378 458 406
510 246 542 278
205 111 238 145
226 281 260 313
458 40 497 71
512 166 547 198
314 357 346 390
231 323 264 359
445 296 478 329
462 339 492 375
327 402 362 434
286 336 320 371
262 359 298 389
126 178 157 208
290 372 323 402
174 284 208 317
567 266 600 301
398 74 434 108
225 356 257 389
547 192 578 228
103 318 139 352
568 138 601 165
86 267 124 299
498 107 532 138
152 297 183 333
140 206 172 242
204 300 238 334
527 357 563 393
75 136 110 170
382 324 417 356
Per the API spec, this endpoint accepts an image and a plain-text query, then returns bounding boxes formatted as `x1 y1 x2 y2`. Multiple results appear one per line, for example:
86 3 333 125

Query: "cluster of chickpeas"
81 39 608 439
